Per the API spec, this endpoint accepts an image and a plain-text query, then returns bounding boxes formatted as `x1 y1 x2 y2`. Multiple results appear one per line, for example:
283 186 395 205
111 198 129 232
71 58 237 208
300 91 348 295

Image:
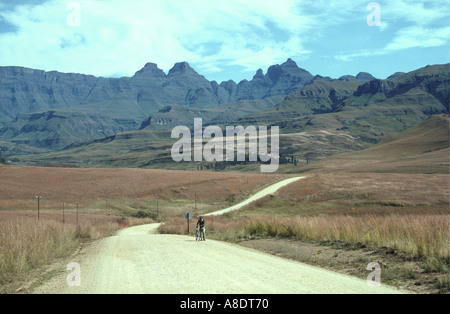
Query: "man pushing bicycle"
196 216 206 241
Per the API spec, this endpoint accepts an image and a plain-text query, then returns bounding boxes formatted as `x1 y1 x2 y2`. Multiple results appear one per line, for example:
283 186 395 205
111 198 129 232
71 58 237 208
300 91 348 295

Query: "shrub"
131 211 157 220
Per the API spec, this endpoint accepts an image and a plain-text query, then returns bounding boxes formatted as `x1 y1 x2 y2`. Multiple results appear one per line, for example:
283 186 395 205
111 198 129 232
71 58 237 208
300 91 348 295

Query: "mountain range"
0 60 448 172
0 59 318 150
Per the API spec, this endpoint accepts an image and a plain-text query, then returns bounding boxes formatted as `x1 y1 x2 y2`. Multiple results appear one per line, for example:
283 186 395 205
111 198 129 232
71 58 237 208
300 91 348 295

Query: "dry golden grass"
267 173 450 215
160 214 449 260
0 211 153 290
0 165 285 210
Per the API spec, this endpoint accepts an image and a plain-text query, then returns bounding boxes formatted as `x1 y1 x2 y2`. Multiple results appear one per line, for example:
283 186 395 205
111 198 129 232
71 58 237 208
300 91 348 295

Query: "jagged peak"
133 62 166 78
253 69 265 80
266 58 312 83
281 58 298 68
168 61 198 76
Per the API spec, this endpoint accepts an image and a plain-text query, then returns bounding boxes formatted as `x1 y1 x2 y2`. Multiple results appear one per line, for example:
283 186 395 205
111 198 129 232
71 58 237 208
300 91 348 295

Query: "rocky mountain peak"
282 58 298 68
356 72 376 82
266 58 312 83
253 69 265 80
133 62 166 78
168 62 198 76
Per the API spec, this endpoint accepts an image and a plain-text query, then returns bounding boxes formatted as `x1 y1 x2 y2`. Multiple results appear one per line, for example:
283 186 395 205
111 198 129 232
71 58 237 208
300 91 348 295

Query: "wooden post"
36 196 41 220
62 202 66 224
75 202 79 225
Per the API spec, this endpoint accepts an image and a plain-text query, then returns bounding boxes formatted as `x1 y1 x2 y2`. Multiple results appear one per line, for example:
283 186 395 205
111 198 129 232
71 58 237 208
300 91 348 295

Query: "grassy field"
0 165 285 211
181 214 448 261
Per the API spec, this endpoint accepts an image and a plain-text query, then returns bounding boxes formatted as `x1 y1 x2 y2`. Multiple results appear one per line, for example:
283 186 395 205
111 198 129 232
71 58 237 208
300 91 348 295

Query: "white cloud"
335 24 450 62
334 50 378 62
0 0 313 80
385 26 450 51
333 0 450 62
384 0 449 25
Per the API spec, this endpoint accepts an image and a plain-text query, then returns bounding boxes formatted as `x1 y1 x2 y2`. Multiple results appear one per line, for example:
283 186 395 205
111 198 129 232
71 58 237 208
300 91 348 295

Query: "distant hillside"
0 140 48 158
300 115 450 174
13 124 369 172
139 96 285 130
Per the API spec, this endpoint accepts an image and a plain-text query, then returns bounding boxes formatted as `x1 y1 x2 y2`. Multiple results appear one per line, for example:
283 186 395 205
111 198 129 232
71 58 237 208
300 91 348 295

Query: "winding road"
33 177 405 294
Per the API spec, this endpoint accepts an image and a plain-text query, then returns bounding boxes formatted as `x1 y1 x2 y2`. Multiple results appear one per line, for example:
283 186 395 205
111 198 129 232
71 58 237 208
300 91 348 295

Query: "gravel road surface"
33 224 403 294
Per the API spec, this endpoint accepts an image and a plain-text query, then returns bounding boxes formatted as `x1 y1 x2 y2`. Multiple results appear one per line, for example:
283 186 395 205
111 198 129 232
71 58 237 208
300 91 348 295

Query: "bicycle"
196 225 205 241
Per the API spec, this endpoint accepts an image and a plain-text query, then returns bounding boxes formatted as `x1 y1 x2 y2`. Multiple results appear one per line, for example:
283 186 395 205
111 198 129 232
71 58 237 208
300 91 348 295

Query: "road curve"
34 224 404 294
205 176 306 216
33 177 406 294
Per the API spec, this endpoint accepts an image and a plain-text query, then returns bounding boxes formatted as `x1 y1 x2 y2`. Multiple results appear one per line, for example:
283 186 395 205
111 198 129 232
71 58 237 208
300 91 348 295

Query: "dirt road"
34 224 403 294
33 177 405 294
205 176 306 216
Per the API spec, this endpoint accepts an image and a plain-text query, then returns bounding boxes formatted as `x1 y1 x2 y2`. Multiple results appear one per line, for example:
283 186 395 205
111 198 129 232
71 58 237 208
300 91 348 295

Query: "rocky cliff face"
351 64 450 111
0 110 128 150
0 66 98 126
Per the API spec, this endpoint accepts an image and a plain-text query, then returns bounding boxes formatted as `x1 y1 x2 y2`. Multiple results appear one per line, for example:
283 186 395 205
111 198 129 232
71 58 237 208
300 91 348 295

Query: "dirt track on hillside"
205 176 306 216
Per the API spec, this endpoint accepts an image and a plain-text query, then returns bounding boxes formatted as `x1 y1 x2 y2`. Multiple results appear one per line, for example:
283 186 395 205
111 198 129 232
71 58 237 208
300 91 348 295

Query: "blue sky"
0 0 449 83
